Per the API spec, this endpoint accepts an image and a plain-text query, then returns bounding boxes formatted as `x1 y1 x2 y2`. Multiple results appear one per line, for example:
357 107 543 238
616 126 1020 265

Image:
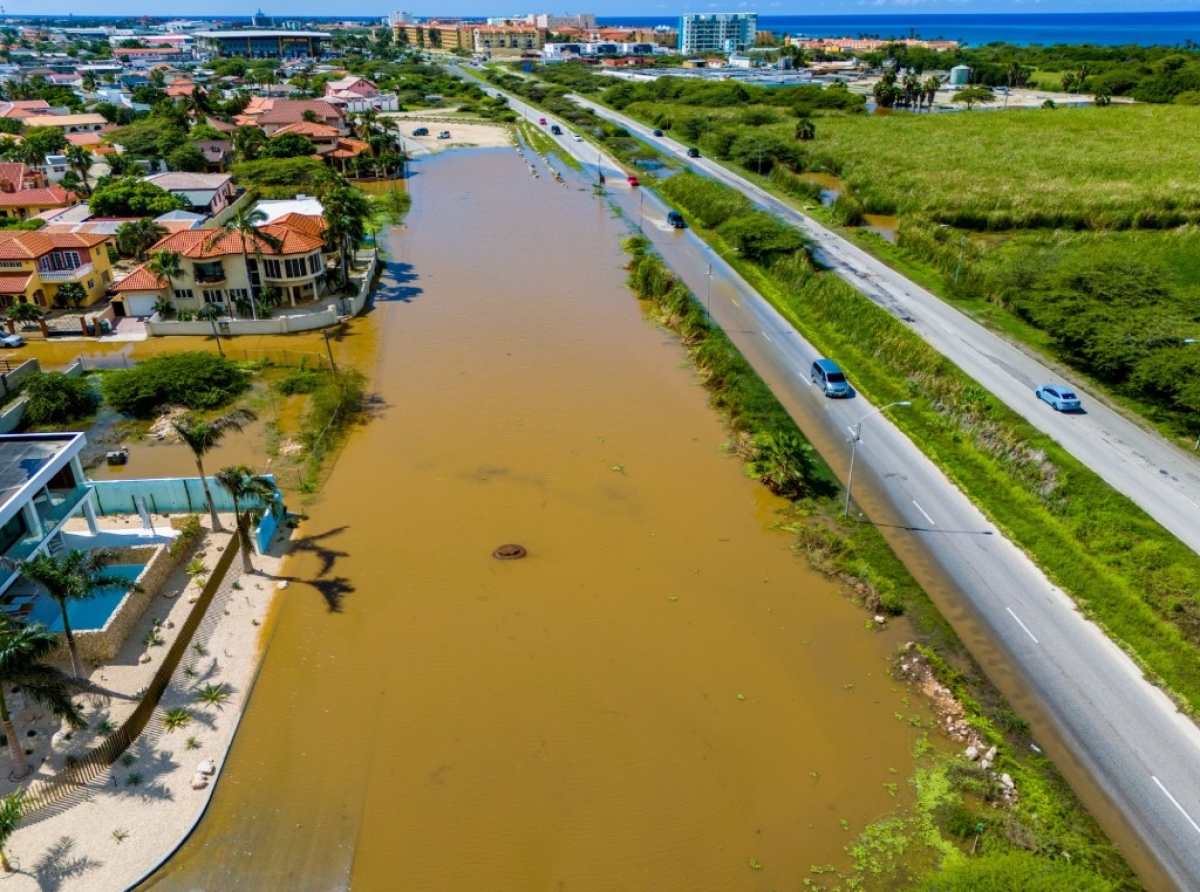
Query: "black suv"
412 127 429 136
686 147 700 158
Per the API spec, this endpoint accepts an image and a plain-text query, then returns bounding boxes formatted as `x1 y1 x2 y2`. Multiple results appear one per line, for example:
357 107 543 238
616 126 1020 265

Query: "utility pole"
322 329 338 372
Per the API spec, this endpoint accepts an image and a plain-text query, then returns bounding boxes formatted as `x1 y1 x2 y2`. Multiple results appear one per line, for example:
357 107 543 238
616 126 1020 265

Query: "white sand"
1 514 291 889
381 110 514 154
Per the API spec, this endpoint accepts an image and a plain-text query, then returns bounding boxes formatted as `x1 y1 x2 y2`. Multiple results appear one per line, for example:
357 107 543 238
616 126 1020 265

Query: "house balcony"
262 271 319 285
0 483 92 589
39 263 94 282
194 271 227 284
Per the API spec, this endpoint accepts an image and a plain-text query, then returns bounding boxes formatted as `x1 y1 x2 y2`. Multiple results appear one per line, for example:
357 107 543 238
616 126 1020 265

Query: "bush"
89 178 184 217
274 368 325 395
915 851 1117 892
21 371 100 426
101 351 249 417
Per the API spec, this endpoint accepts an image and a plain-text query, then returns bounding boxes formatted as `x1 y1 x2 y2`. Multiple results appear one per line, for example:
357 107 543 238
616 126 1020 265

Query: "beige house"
473 25 546 56
111 213 331 317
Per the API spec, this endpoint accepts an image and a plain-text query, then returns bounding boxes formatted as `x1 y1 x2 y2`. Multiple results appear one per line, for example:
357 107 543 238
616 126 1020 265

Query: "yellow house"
0 186 80 220
0 230 114 308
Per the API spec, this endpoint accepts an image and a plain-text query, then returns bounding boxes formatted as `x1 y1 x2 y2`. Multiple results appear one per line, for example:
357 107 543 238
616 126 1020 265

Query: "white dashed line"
1152 776 1200 835
1006 607 1039 644
912 501 936 525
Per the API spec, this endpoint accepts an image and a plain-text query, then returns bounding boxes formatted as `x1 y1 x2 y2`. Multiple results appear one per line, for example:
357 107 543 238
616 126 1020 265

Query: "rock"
1000 773 1015 790
187 594 200 604
985 746 997 762
51 731 70 749
276 580 289 590
190 774 209 790
139 653 152 664
873 615 886 625
980 759 992 771
965 745 979 761
197 759 215 776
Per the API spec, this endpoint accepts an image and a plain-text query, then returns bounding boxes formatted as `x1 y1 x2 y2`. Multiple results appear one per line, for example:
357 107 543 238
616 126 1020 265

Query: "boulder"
139 653 152 664
197 759 215 776
985 746 997 762
190 774 209 790
965 745 979 761
1000 773 1015 790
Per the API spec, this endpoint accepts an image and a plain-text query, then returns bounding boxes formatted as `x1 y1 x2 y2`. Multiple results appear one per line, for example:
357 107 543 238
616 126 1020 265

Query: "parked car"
666 210 685 229
412 127 429 136
686 147 700 158
436 130 451 139
811 358 850 398
550 124 562 135
0 333 25 348
1036 384 1082 412
626 175 640 187
538 117 547 125
652 128 663 137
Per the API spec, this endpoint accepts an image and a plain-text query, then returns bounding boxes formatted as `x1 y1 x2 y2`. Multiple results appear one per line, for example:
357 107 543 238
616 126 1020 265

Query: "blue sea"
594 12 1200 47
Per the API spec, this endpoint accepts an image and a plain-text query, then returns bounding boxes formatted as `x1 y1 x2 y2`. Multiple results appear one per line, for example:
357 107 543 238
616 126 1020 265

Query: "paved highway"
455 71 1200 891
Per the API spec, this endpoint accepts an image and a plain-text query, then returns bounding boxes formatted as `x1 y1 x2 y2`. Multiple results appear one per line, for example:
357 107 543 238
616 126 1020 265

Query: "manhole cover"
493 544 527 560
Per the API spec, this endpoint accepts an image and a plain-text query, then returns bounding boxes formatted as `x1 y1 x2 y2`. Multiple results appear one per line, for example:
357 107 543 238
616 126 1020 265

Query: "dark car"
1036 384 1082 412
550 124 562 135
666 210 685 228
811 358 851 398
686 147 700 158
652 128 663 137
412 127 429 136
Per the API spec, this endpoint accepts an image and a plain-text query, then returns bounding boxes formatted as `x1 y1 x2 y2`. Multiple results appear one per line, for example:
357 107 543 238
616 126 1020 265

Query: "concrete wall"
0 357 41 396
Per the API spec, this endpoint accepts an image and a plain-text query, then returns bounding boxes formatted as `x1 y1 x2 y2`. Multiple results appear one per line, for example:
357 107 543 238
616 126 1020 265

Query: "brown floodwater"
862 213 900 243
135 148 928 891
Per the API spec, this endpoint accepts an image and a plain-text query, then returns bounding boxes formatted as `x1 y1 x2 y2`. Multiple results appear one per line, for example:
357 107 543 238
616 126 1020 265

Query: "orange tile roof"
151 222 324 260
328 138 369 159
0 230 106 260
111 265 167 293
0 186 76 208
0 162 29 186
269 213 327 239
273 121 340 139
0 274 32 295
257 100 345 126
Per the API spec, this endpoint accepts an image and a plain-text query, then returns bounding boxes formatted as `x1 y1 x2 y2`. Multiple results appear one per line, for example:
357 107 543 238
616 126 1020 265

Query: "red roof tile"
0 274 32 295
257 100 345 126
111 265 167 293
151 222 324 260
0 229 108 260
0 186 76 208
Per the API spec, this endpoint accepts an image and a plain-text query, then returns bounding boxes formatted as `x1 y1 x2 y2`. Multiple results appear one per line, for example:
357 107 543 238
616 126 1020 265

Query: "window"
37 251 82 273
228 288 248 301
194 261 225 282
202 289 225 304
284 257 307 278
87 280 94 290
308 252 321 275
102 270 111 284
262 258 281 279
175 288 194 299
0 261 21 269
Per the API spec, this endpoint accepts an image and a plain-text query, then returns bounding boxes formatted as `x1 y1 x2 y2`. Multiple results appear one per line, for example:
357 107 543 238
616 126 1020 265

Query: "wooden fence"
19 535 240 817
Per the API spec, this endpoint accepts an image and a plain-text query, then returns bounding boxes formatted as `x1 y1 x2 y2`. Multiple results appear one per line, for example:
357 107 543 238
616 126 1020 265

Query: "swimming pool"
25 564 146 632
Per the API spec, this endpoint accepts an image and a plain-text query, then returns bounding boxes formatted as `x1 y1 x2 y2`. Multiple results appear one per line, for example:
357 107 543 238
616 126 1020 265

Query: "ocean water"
596 12 1200 48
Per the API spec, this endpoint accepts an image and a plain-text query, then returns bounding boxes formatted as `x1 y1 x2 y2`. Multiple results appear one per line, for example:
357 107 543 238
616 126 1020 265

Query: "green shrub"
915 851 1117 892
21 371 100 426
102 351 249 417
274 368 325 395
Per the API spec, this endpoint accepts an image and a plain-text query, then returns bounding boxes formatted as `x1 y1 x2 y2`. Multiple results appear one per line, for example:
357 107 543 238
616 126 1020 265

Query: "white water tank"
950 64 971 86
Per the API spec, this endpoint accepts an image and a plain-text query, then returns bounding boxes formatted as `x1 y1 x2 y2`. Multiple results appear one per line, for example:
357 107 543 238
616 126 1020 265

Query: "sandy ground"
381 109 514 155
854 78 1130 109
1 513 292 890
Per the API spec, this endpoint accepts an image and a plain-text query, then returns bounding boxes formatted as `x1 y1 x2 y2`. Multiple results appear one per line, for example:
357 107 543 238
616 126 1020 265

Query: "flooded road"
137 148 926 891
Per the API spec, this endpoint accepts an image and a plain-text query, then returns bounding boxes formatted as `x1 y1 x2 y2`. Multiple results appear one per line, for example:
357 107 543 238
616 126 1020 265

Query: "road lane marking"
912 501 936 525
1152 776 1200 835
1006 607 1039 644
731 298 740 307
762 333 772 343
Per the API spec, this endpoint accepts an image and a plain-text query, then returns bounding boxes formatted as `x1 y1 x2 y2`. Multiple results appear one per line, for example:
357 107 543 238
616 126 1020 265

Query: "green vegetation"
297 367 368 493
89 178 184 218
20 371 100 427
657 170 1200 716
229 157 335 198
101 352 250 417
161 707 191 732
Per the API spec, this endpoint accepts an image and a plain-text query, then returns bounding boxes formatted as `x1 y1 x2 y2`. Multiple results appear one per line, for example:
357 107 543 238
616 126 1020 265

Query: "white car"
572 133 583 141
0 333 25 348
436 130 451 139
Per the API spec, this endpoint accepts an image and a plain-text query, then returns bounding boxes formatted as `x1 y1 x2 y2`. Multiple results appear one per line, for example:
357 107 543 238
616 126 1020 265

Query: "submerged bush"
102 351 249 417
21 371 100 426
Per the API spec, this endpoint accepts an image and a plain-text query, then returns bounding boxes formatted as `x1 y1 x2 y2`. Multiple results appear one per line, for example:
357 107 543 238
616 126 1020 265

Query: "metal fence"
20 536 240 817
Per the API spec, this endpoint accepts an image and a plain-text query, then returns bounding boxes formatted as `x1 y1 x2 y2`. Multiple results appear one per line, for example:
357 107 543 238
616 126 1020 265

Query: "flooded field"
134 148 928 891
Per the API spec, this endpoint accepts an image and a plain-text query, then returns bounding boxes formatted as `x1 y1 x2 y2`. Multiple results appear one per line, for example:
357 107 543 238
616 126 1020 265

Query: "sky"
3 0 1196 19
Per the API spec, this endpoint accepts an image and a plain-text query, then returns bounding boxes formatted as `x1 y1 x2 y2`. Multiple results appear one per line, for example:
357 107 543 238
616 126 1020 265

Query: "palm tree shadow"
261 527 355 612
372 261 422 303
25 836 102 892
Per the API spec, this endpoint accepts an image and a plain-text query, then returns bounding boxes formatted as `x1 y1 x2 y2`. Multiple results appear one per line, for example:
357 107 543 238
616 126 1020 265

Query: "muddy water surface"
138 149 926 891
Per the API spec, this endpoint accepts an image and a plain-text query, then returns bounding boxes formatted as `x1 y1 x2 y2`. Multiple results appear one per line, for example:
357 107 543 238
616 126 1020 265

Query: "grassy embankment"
623 236 1137 891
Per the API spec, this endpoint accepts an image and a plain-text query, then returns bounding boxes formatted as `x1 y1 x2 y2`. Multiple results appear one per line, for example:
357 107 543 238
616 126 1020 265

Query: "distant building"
950 64 971 86
679 13 757 55
534 13 597 31
383 12 413 27
394 22 473 53
192 29 330 60
473 26 545 57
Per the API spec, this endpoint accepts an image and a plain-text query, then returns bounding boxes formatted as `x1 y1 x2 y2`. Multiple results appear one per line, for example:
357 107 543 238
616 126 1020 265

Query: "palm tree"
206 206 281 321
794 117 815 141
0 617 86 781
922 75 941 110
232 125 267 163
0 790 23 872
17 549 141 679
214 465 277 573
146 248 183 305
116 218 167 260
65 145 94 195
321 185 373 288
171 410 258 531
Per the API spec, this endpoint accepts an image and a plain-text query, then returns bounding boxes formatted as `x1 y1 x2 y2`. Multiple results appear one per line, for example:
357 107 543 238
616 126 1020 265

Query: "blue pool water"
26 564 145 632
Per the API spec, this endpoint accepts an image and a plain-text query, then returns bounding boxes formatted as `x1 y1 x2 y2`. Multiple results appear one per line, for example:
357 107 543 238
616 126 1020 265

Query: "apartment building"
678 13 757 54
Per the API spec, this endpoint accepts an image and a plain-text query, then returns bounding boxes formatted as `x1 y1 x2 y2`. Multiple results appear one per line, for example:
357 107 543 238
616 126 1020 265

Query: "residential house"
0 100 52 120
110 46 191 66
0 185 79 220
249 100 346 136
143 172 235 216
17 113 108 135
0 162 46 193
0 230 114 308
111 213 330 317
323 75 378 99
192 139 234 171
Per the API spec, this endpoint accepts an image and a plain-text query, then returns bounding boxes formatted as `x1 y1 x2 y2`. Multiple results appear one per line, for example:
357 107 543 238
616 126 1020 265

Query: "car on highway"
538 117 547 125
652 129 663 137
412 127 429 136
626 175 639 187
0 333 25 348
686 147 700 158
437 130 451 139
550 124 562 135
666 210 685 229
572 133 583 141
811 358 851 397
1036 384 1082 412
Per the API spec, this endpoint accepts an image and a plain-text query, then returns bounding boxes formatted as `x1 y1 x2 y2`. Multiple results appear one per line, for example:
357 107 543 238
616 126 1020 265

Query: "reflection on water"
862 213 900 243
137 149 926 892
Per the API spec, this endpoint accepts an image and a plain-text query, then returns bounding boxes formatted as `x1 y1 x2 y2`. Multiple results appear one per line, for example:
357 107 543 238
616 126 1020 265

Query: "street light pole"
843 401 911 517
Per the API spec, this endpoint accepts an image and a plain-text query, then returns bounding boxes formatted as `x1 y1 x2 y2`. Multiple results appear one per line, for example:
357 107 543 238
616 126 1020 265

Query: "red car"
626 175 640 187
538 117 547 125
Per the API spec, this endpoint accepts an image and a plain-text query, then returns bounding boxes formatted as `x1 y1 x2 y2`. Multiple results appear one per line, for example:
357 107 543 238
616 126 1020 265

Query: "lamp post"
843 401 911 517
705 248 739 315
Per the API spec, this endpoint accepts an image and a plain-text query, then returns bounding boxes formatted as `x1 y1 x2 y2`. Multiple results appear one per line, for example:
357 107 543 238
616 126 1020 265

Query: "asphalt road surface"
460 70 1200 891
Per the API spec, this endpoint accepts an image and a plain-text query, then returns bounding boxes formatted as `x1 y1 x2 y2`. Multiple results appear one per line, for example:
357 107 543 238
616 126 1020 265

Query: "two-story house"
0 230 114 308
142 172 235 216
110 213 330 317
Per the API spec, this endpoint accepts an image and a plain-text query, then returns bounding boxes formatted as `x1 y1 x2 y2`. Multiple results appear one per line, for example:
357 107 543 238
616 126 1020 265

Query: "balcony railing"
39 263 94 282
194 271 227 284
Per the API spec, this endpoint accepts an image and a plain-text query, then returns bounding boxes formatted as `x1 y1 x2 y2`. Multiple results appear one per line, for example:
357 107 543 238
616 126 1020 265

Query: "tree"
1093 86 1113 106
232 125 267 163
65 145 94 195
0 616 86 780
5 302 43 328
171 410 258 531
20 371 99 425
260 131 317 159
923 75 942 109
953 87 995 110
146 247 183 301
214 465 277 573
18 550 139 679
53 281 86 309
0 790 23 872
206 206 281 320
794 117 815 141
321 185 373 289
168 143 208 172
91 179 183 218
115 217 168 260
